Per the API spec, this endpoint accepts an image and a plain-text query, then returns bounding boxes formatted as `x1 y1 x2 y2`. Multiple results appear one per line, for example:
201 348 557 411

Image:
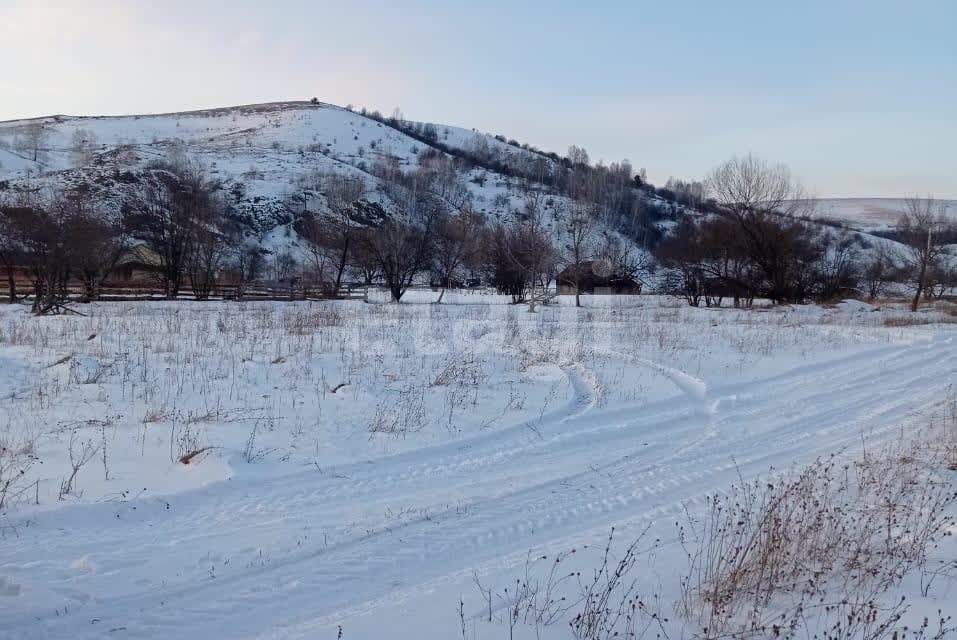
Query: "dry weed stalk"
0 441 37 511
678 433 957 639
58 430 101 499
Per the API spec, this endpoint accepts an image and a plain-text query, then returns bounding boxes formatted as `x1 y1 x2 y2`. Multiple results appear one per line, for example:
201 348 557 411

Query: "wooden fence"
0 280 369 303
0 279 531 305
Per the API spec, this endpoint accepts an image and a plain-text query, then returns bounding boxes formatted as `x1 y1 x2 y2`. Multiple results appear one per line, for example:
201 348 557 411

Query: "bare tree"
296 211 334 290
813 232 861 301
123 157 220 299
322 174 366 296
861 245 895 301
357 176 439 302
595 234 652 294
2 191 74 313
292 172 366 296
225 238 264 300
559 202 595 307
665 177 707 207
0 207 28 305
430 207 482 303
70 129 98 167
0 195 26 303
505 218 556 312
924 260 957 300
270 251 299 287
186 200 229 300
61 187 127 302
350 239 381 286
897 196 951 311
706 154 818 303
708 154 800 214
658 215 767 308
567 145 590 168
17 122 49 163
359 220 433 302
657 218 708 307
481 224 527 302
1 187 128 309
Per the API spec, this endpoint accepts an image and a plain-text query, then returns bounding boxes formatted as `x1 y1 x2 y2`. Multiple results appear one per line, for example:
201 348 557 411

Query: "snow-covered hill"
0 101 941 267
811 197 957 232
0 101 591 245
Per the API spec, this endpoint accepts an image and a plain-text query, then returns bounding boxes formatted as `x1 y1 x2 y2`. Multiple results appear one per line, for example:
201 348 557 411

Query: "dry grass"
141 405 168 424
0 297 952 514
883 315 957 327
0 439 38 511
470 528 665 640
945 397 957 472
369 383 427 437
470 414 957 640
678 425 957 639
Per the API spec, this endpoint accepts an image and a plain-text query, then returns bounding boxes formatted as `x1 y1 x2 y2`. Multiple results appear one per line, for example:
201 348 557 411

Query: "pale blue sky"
2 0 954 197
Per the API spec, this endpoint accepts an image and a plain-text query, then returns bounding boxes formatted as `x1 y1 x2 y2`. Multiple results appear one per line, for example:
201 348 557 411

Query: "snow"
812 197 957 232
0 295 954 639
2 102 935 272
0 103 534 226
0 147 35 174
0 101 634 257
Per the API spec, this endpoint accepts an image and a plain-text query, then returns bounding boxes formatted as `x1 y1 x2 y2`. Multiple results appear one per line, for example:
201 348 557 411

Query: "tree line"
1 150 953 314
655 155 955 309
0 155 262 312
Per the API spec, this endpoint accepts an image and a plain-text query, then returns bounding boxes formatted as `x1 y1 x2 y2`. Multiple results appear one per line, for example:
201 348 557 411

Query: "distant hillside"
0 100 933 269
0 101 690 258
810 198 957 233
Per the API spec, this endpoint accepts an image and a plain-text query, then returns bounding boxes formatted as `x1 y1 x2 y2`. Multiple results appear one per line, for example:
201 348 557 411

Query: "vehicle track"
1 337 954 639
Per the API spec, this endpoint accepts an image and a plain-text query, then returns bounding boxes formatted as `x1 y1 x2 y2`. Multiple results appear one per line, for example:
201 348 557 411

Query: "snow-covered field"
0 294 955 639
812 197 957 232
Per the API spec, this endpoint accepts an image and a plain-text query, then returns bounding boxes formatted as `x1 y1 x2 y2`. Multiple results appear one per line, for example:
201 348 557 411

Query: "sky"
2 0 955 198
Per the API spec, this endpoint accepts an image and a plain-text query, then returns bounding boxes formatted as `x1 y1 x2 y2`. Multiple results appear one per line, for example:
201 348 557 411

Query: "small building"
557 261 641 296
111 244 164 283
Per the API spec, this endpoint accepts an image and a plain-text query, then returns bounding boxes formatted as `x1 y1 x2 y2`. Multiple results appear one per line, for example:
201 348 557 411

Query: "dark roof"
558 261 638 288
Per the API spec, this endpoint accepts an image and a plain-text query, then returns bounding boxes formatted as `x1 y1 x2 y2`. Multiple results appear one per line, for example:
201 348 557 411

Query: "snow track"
1 336 955 639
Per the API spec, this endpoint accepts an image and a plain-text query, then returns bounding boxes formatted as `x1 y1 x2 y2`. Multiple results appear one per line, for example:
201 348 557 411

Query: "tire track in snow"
36 353 949 640
2 338 955 639
5 342 942 561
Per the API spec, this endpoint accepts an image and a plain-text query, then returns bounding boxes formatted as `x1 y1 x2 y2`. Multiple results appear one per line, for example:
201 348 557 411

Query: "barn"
112 244 163 282
557 260 641 296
